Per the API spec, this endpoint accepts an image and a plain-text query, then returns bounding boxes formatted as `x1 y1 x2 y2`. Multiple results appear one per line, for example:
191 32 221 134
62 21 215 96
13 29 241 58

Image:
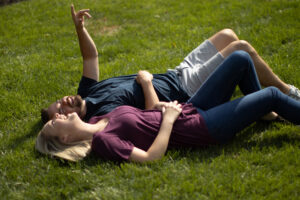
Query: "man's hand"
71 4 91 29
161 101 182 123
136 70 153 85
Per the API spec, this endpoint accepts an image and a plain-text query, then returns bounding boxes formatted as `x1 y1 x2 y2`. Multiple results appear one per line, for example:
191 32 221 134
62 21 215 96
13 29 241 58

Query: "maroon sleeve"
92 132 134 162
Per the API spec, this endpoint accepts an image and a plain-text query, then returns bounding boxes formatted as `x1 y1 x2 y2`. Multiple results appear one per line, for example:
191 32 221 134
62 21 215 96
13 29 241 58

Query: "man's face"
47 95 84 120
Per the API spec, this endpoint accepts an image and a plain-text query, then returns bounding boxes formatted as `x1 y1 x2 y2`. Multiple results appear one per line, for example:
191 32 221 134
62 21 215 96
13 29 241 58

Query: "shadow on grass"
8 120 43 149
236 121 300 149
0 0 27 7
165 121 300 164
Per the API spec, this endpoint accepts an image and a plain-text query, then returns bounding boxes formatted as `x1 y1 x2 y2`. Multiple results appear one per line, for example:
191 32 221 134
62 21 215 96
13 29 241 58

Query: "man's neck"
80 100 87 119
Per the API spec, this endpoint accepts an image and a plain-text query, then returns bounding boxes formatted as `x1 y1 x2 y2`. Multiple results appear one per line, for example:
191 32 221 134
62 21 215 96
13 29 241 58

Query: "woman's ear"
60 134 69 144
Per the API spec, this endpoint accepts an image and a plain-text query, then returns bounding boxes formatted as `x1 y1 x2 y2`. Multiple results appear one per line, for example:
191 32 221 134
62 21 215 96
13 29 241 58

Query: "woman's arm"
136 70 159 109
71 5 99 81
129 101 182 163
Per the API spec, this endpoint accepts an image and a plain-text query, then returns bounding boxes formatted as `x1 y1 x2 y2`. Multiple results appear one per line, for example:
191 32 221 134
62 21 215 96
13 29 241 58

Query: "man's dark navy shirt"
77 71 189 121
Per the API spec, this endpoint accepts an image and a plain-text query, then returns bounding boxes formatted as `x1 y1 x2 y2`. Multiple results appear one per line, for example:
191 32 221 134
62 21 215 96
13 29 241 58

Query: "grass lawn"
0 0 299 199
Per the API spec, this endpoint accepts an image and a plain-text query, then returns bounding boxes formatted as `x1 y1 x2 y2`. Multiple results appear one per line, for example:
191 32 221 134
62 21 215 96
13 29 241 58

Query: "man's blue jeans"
188 50 300 143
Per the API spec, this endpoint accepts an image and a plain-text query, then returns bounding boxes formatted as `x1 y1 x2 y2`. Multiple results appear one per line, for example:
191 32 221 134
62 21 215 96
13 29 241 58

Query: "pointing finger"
71 4 76 17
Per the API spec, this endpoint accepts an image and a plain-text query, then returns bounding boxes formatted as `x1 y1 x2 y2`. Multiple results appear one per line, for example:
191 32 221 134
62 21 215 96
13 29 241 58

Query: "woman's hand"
129 100 182 163
161 101 182 123
136 70 153 85
71 4 91 29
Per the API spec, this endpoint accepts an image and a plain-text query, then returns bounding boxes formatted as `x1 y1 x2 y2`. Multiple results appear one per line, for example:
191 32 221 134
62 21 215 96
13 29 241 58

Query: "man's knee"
231 40 256 55
218 28 239 42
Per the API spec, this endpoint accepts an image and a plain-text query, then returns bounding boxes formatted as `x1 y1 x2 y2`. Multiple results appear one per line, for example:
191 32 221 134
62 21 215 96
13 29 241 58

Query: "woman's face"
43 112 81 143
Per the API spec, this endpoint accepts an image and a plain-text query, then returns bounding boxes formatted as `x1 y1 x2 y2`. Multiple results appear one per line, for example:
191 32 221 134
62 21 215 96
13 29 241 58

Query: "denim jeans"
187 50 300 143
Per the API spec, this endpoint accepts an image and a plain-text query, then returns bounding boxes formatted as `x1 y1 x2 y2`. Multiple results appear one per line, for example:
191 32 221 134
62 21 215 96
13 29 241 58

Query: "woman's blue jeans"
187 50 300 143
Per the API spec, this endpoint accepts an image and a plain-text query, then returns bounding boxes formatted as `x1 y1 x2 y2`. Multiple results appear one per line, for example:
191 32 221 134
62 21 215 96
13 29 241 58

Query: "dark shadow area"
33 150 74 167
236 120 299 149
81 152 123 167
8 120 43 149
34 149 122 170
162 121 299 164
0 0 26 7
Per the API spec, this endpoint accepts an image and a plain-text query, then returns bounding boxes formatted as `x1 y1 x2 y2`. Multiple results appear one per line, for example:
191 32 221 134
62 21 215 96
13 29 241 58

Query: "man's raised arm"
71 4 99 81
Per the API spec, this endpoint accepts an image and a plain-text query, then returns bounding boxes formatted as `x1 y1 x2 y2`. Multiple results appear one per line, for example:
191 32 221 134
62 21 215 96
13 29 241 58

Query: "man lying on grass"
36 51 300 162
41 5 300 124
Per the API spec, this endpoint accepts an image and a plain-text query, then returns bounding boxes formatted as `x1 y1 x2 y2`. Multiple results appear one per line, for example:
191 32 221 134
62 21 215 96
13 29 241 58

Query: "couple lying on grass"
36 5 300 163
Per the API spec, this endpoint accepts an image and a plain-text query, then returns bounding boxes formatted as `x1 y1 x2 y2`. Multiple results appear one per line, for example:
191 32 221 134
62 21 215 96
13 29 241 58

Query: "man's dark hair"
41 108 50 124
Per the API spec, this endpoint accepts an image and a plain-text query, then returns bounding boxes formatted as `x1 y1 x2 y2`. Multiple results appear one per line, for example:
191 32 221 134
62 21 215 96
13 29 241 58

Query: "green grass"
0 0 299 199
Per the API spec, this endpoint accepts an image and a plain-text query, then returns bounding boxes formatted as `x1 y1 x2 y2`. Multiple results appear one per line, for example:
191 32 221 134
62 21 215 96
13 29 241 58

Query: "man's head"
41 95 86 124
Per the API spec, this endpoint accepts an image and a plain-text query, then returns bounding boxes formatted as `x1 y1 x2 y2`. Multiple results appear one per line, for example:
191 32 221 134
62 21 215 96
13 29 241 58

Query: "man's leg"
208 29 290 94
174 39 223 96
208 29 239 51
188 51 261 110
187 50 278 120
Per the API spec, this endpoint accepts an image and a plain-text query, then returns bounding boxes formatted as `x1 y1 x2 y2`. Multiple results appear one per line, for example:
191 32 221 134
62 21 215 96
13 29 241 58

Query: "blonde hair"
35 130 92 162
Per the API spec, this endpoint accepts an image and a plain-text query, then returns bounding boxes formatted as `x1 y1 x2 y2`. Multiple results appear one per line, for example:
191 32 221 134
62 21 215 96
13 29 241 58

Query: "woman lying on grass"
36 51 300 163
